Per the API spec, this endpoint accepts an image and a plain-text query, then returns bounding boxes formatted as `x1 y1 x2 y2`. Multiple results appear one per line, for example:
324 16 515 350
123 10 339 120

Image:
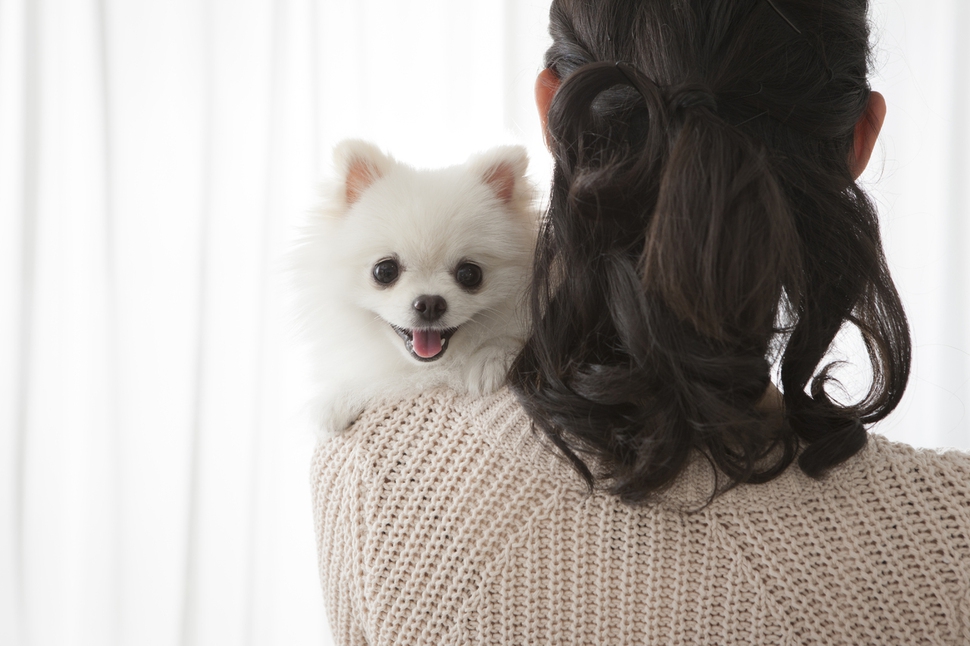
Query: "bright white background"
0 1 967 645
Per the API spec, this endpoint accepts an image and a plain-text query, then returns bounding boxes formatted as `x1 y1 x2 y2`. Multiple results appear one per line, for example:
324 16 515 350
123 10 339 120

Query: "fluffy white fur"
290 140 537 435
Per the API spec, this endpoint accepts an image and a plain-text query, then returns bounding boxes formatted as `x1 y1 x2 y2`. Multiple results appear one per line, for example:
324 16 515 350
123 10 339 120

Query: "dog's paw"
318 399 364 436
463 349 511 396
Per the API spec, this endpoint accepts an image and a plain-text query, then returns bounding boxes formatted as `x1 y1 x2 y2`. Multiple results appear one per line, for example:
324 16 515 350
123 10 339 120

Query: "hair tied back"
615 61 717 120
612 61 668 119
614 61 659 99
666 85 718 116
515 0 911 504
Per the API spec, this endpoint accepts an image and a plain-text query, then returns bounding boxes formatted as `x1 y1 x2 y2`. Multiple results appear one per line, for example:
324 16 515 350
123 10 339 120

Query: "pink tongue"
412 329 443 358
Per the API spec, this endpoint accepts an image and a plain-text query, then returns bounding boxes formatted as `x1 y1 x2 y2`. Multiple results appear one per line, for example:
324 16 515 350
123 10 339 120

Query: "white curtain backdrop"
0 1 967 645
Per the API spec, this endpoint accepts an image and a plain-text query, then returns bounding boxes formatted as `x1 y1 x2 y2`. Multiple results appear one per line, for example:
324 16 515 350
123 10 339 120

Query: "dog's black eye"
455 262 483 289
373 259 399 285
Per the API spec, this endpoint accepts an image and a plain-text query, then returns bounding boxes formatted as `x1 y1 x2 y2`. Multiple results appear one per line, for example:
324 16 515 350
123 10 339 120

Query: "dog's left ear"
468 145 529 205
333 139 395 208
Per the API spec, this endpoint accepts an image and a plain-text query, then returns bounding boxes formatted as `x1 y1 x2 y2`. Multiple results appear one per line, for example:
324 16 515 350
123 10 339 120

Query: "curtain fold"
0 1 966 645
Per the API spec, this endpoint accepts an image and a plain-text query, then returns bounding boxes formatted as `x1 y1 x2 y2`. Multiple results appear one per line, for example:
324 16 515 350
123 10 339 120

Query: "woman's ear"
535 68 560 149
851 91 887 179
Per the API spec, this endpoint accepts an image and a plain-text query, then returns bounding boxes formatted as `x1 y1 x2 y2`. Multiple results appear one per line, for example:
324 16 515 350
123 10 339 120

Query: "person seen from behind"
311 0 970 643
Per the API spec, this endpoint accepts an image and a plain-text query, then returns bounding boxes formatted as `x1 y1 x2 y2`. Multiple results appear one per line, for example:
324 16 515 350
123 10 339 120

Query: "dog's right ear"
466 145 530 206
333 140 394 208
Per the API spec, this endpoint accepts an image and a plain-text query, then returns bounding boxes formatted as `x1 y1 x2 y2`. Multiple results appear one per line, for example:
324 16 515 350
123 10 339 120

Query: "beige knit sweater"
311 387 970 645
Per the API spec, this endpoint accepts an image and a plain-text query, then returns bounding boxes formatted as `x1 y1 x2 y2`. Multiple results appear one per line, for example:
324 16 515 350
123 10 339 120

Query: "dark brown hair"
509 0 911 503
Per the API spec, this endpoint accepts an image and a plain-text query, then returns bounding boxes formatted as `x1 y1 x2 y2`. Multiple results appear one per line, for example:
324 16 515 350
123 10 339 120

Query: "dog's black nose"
413 295 447 322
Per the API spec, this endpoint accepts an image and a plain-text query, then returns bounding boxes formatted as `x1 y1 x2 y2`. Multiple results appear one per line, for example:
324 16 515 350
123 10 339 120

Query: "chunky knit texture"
311 387 970 645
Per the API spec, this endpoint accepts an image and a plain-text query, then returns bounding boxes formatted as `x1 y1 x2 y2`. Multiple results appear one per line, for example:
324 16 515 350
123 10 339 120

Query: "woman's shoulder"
717 433 970 632
310 386 576 494
856 432 970 502
311 386 970 523
310 387 581 645
750 430 970 515
710 430 970 550
311 391 970 644
864 431 970 476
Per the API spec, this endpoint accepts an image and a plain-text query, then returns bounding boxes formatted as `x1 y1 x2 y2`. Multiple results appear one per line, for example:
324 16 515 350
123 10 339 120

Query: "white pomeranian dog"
290 140 538 435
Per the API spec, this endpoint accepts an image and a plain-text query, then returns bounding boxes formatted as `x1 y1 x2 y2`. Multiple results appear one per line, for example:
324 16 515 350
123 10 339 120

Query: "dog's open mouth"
391 325 458 362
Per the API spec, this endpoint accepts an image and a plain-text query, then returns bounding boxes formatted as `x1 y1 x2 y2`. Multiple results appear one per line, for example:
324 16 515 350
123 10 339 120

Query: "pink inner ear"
484 162 516 204
345 159 380 205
